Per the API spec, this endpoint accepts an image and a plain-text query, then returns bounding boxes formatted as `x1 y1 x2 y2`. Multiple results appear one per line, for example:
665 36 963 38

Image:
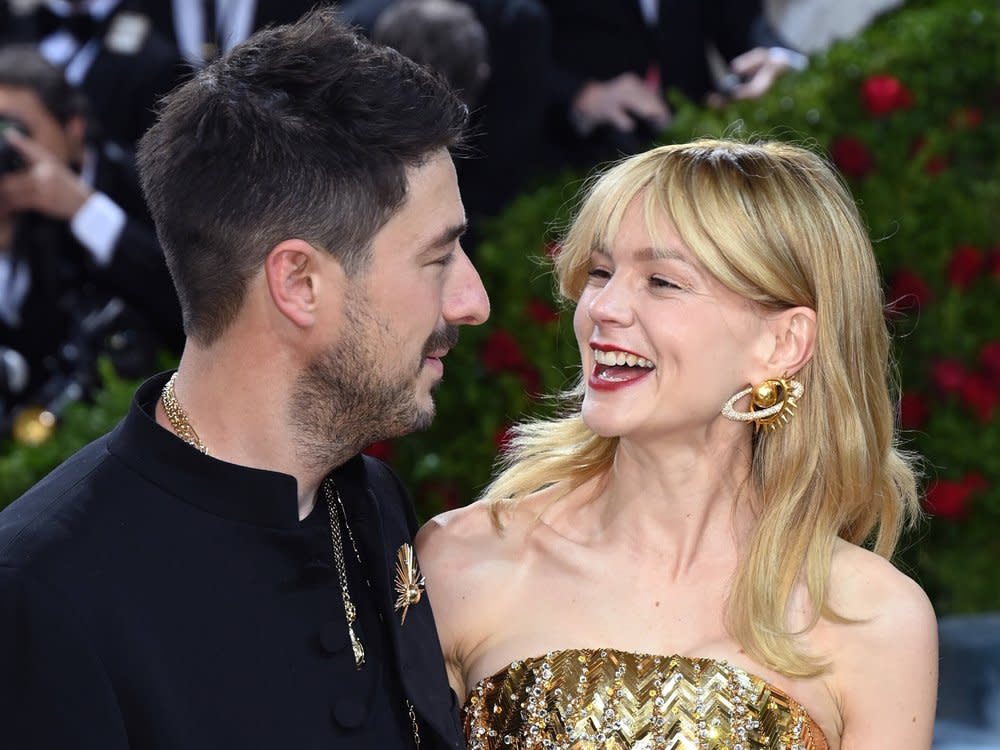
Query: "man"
344 0 549 231
0 44 181 408
1 0 183 148
541 0 807 167
0 8 489 749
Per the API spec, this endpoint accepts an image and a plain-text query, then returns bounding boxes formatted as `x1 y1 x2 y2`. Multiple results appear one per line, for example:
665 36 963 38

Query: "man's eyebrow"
418 222 468 257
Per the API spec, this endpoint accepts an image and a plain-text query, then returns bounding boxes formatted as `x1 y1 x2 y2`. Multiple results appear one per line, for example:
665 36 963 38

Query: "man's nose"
444 249 490 326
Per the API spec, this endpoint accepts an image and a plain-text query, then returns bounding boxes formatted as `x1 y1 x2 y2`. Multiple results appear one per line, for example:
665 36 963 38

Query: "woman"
417 140 937 749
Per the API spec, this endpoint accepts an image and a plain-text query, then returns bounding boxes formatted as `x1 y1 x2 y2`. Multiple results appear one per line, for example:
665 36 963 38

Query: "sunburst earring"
721 376 804 432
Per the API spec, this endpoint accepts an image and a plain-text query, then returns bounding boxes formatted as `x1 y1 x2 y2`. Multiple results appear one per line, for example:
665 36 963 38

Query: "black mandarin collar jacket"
0 371 463 749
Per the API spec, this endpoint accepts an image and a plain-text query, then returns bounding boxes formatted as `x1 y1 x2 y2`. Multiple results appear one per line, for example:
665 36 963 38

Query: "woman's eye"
587 268 611 280
651 276 681 290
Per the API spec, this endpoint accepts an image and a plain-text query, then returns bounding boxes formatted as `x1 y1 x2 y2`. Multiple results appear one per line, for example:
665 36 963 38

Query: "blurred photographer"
541 0 807 169
1 0 183 149
0 44 181 419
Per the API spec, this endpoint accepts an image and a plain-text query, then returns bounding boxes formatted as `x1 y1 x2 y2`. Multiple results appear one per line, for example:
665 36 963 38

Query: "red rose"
481 330 526 372
981 341 1000 379
887 269 932 312
544 240 562 259
910 138 950 174
990 247 1000 279
924 474 986 519
363 441 393 462
960 373 998 423
861 74 914 116
931 360 968 394
899 391 929 429
526 299 559 324
830 136 874 179
947 245 985 288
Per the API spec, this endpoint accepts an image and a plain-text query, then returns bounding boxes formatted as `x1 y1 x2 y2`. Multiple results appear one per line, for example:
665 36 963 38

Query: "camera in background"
0 115 29 176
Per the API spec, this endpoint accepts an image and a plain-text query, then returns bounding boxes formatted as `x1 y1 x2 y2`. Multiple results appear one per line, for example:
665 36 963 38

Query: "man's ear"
764 306 817 377
264 239 342 329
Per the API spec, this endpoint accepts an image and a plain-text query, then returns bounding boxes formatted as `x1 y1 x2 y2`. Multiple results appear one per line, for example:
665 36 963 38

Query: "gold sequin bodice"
463 649 829 750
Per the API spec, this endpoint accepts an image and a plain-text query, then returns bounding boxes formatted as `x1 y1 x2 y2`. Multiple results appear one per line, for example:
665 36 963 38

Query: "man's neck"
161 342 348 522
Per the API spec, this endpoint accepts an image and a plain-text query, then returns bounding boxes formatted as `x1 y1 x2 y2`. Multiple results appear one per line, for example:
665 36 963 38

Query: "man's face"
291 150 490 463
0 85 75 233
0 85 73 164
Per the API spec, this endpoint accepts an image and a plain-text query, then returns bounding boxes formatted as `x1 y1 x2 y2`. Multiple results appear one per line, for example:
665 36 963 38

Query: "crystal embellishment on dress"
463 649 828 749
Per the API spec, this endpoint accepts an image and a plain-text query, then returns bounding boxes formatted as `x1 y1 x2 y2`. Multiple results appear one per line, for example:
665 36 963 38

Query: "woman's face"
573 195 773 443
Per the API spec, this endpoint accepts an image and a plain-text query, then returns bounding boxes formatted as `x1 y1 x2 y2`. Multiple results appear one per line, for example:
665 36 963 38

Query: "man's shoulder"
333 453 418 542
0 432 125 570
359 453 406 494
357 454 414 513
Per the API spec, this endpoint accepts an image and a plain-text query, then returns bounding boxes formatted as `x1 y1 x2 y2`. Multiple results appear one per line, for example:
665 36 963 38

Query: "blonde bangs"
556 154 661 301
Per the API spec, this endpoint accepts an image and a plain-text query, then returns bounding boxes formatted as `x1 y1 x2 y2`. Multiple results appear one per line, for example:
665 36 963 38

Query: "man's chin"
406 401 436 435
367 403 435 445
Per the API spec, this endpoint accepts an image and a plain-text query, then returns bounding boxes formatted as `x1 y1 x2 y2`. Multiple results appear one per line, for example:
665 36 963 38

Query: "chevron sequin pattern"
463 649 828 750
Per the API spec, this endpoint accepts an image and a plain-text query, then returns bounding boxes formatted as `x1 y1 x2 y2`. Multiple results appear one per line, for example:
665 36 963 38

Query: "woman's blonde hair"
483 139 921 677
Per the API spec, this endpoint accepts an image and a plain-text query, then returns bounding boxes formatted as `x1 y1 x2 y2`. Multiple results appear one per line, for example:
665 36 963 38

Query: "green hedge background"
2 0 998 612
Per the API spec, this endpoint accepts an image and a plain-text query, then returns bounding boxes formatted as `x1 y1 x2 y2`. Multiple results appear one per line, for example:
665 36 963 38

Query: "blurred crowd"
0 0 806 438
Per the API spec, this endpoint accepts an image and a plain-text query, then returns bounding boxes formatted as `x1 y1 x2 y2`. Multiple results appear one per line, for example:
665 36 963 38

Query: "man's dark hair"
374 0 490 108
137 8 469 345
0 44 88 124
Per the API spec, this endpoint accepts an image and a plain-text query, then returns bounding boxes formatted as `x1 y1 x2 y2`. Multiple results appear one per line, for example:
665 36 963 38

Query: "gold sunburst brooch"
394 543 426 625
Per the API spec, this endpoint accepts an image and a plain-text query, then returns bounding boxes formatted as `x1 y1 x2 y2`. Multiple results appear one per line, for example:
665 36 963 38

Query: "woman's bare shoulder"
417 486 570 603
418 500 498 567
822 539 938 747
417 486 564 569
826 539 935 627
416 494 553 680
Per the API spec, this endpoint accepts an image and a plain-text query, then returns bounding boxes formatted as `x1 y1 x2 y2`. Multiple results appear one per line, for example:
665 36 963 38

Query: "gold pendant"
348 624 365 668
394 544 426 626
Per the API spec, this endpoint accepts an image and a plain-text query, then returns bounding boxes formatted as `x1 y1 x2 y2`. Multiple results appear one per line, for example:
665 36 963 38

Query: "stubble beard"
289 300 458 473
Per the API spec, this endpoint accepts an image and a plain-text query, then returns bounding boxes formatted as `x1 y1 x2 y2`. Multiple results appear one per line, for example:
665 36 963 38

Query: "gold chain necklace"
158 373 421 745
324 479 419 744
161 373 207 454
323 479 366 668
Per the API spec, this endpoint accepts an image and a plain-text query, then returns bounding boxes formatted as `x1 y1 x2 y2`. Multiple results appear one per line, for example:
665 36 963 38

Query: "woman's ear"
765 306 817 377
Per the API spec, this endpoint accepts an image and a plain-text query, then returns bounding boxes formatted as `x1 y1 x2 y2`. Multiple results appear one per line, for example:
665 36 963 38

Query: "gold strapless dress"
463 649 829 750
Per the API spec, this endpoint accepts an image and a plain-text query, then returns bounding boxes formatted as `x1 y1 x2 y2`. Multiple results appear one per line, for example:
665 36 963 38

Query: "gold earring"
721 376 804 432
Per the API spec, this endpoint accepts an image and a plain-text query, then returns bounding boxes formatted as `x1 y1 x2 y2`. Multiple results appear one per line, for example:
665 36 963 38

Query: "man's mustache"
423 325 459 357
